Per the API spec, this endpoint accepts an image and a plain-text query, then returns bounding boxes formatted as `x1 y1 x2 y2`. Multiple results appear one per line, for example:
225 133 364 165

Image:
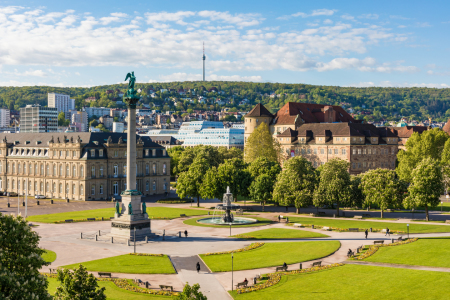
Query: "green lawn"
287 216 450 233
235 228 329 239
28 207 210 223
42 249 57 263
184 216 273 228
365 237 450 268
230 264 450 299
200 241 340 272
62 254 176 274
47 278 172 299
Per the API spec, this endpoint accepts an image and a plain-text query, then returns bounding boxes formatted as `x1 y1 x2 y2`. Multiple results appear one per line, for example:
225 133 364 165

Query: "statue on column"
128 202 133 215
142 202 146 214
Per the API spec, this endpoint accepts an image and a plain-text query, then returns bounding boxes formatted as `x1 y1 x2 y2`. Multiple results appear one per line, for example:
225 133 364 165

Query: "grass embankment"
287 217 450 233
28 207 210 223
230 264 450 300
47 278 172 299
200 241 340 272
365 237 450 268
234 228 328 239
184 216 273 228
42 249 57 263
62 254 176 274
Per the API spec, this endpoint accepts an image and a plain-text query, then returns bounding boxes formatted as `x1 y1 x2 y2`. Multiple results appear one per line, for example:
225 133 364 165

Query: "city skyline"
0 0 449 88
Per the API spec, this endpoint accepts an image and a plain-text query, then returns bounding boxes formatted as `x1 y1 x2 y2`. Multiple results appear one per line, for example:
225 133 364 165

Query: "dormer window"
90 149 95 157
145 149 149 156
99 149 103 157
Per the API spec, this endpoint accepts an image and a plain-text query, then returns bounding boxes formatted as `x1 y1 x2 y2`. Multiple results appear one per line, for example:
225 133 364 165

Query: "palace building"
244 103 428 175
0 132 170 201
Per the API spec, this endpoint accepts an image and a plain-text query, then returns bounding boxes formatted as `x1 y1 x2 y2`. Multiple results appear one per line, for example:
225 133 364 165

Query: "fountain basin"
197 217 257 225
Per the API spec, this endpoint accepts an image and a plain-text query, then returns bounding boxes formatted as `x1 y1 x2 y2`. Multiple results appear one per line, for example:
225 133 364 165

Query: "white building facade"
20 105 58 133
48 93 75 114
0 109 10 127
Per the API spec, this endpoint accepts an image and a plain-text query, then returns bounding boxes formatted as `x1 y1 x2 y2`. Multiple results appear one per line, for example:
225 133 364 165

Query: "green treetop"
176 154 210 207
244 122 280 163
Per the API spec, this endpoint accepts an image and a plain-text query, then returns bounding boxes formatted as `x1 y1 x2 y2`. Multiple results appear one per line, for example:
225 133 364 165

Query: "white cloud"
148 72 263 82
198 11 263 27
279 9 336 20
358 14 379 20
416 22 431 28
341 14 355 21
323 19 333 24
100 12 128 25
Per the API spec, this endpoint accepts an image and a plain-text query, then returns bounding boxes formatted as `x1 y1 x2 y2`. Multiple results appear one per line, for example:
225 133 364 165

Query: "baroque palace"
244 103 429 175
0 132 170 201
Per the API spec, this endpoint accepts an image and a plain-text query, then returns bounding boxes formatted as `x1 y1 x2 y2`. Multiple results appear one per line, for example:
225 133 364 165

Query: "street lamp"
407 224 409 239
231 252 234 291
229 223 232 237
442 201 444 213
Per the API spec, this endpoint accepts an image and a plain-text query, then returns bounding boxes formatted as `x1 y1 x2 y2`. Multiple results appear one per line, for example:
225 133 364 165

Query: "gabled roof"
278 127 296 137
244 103 274 118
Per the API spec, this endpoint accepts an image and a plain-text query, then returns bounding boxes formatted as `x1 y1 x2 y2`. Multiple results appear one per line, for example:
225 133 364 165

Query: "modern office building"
48 93 75 114
71 111 89 132
113 122 124 133
182 127 244 149
19 105 58 133
84 107 111 119
0 109 10 128
0 132 170 200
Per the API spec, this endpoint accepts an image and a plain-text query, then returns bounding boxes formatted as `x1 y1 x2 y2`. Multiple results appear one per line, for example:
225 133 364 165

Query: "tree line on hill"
173 125 450 221
1 82 450 122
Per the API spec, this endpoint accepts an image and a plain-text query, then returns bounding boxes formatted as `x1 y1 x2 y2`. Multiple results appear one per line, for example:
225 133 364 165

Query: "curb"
197 254 213 273
167 255 178 274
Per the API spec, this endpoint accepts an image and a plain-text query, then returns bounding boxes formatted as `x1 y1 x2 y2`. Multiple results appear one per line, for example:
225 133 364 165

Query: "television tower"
202 42 206 81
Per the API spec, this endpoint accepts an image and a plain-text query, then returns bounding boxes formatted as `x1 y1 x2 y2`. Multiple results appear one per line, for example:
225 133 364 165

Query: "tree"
361 169 402 218
349 174 364 208
249 174 274 211
0 214 52 300
176 155 210 207
218 147 243 161
176 283 207 300
95 124 109 132
313 159 351 216
397 128 449 183
404 157 444 221
55 265 106 300
441 138 450 190
58 111 69 126
177 145 221 174
246 157 281 179
167 146 185 177
273 157 317 213
89 119 98 128
244 122 279 163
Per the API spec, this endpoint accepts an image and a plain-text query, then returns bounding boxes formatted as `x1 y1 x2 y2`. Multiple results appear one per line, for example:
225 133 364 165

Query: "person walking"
283 262 287 269
385 227 390 236
365 229 368 239
278 215 281 222
196 262 200 273
184 230 188 238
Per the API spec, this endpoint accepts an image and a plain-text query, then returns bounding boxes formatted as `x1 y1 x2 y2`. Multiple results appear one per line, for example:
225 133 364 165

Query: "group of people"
363 227 390 239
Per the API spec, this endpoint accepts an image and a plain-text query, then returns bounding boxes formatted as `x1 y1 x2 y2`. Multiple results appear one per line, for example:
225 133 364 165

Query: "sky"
0 0 449 88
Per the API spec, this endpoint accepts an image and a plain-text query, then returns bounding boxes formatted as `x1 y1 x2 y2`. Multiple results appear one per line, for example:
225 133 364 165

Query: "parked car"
35 195 46 199
9 192 18 197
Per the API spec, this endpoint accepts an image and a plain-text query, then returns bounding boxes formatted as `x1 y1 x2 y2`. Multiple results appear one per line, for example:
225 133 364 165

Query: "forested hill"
1 82 450 122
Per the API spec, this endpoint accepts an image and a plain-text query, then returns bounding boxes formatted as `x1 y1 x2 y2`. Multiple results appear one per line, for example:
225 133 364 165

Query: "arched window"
53 182 56 192
113 182 118 195
29 163 32 174
113 165 118 177
123 165 127 177
53 164 56 176
34 182 37 191
23 180 26 191
73 165 76 177
146 181 149 191
145 164 149 175
80 185 84 195
41 164 44 175
46 182 49 192
99 165 103 177
34 164 38 175
163 163 167 175
91 166 95 178
66 184 69 194
12 180 15 189
12 163 15 174
40 182 43 192
59 165 63 176
153 180 156 191
72 184 76 195
80 166 84 177
99 184 103 194
91 185 95 195
18 163 21 174
66 164 69 176
152 163 156 175
59 183 63 193
46 164 49 175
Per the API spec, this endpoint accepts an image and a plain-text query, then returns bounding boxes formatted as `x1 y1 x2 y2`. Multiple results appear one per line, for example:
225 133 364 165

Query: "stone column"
127 107 136 191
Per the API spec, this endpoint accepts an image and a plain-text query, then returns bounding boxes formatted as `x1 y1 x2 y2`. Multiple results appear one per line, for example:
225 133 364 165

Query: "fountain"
197 187 257 225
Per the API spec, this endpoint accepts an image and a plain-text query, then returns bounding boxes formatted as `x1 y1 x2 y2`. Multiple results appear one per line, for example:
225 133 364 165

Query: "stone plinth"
110 194 151 239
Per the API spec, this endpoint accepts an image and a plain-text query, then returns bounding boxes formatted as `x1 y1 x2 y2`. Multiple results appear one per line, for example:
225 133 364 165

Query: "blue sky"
0 0 449 88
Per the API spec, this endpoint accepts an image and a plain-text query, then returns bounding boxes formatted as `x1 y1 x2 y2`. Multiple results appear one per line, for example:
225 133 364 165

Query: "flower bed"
293 223 404 234
203 242 264 256
350 238 418 260
236 263 344 294
54 218 104 224
232 234 256 239
129 253 164 257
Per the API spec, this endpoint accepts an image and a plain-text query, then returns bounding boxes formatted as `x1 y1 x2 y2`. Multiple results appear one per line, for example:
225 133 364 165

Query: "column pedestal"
110 195 151 239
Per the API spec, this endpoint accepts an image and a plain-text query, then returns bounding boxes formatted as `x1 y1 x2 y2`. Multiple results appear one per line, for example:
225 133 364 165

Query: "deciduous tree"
244 122 280 163
55 265 106 300
176 154 210 207
249 174 274 211
176 283 207 300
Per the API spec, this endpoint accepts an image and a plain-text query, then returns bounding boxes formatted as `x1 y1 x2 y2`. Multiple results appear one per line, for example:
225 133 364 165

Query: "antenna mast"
202 42 206 82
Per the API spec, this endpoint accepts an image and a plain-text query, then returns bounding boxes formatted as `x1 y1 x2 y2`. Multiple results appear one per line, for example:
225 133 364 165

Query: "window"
59 165 63 176
344 138 348 141
80 166 84 177
46 164 49 175
363 162 367 168
353 149 356 155
320 149 324 154
363 149 367 155
53 182 56 192
91 185 95 195
164 182 167 191
90 149 95 157
358 149 361 155
73 184 76 195
301 149 306 154
368 149 372 155
314 148 317 155
0 162 2 173
152 149 156 156
358 162 361 168
307 149 311 154
163 163 167 175
336 137 340 141
114 165 118 176
34 164 37 175
391 148 396 155
80 185 84 195
352 138 356 142
59 183 63 193
40 182 43 192
123 165 127 176
124 151 127 157
352 163 356 169
12 163 15 174
318 137 322 141
91 166 95 178
18 180 20 190
334 149 338 154
359 138 363 141
66 164 69 176
53 150 56 157
314 161 318 167
146 164 149 175
153 181 156 191
114 150 118 157
100 166 103 177
146 181 149 191
152 163 156 175
373 149 377 155
60 151 62 157
99 149 103 157
66 151 69 157
145 149 149 156
99 184 103 194
73 151 76 157
113 182 118 195
342 149 346 155
29 181 32 191
66 184 69 194
328 149 332 154
73 166 76 177
53 164 56 176
12 180 15 189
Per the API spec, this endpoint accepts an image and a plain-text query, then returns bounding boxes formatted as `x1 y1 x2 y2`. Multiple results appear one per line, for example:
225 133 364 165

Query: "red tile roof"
245 103 274 118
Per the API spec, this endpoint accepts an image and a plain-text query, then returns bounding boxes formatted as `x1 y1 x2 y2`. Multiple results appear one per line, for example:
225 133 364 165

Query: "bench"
87 218 95 221
348 228 359 232
312 261 322 267
275 266 288 272
49 268 56 274
293 223 303 227
180 214 186 217
98 272 112 278
317 212 326 216
374 240 385 245
235 281 248 288
354 215 363 219
159 285 173 292
362 213 371 217
65 219 73 223
347 251 354 258
397 236 403 242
